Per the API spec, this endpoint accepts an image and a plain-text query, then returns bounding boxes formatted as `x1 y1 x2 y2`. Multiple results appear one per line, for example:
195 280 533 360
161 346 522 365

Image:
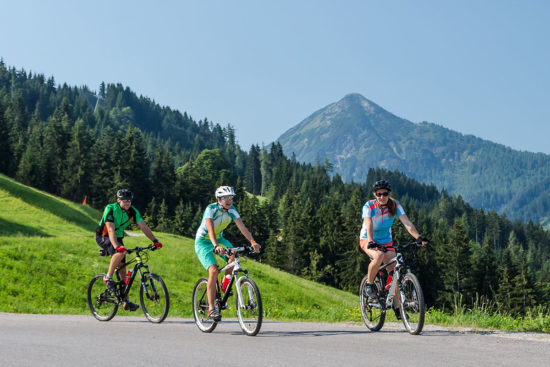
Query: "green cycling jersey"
96 202 144 239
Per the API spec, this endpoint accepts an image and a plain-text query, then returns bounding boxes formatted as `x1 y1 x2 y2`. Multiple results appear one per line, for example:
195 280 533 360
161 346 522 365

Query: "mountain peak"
336 93 383 115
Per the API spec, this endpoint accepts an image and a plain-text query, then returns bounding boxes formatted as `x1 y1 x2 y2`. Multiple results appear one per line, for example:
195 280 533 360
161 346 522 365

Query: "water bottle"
385 274 393 290
125 269 133 284
221 274 231 292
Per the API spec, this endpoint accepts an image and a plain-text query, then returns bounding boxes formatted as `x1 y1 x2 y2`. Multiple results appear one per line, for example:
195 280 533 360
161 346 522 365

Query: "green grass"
0 173 358 320
426 305 550 333
0 173 548 332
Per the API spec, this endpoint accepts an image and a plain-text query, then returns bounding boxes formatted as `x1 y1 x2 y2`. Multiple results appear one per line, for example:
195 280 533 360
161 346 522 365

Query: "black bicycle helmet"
116 188 134 200
372 180 391 192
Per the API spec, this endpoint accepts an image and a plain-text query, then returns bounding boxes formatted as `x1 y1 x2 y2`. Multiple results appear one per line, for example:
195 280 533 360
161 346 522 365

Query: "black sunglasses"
375 192 390 197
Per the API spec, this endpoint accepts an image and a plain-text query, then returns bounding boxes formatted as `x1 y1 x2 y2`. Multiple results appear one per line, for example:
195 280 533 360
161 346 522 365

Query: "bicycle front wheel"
236 278 262 336
192 277 218 333
359 275 385 331
139 273 170 323
398 272 425 335
87 274 119 321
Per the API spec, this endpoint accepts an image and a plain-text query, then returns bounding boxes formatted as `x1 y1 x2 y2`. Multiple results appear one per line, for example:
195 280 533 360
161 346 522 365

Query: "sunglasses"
375 192 390 197
221 196 234 201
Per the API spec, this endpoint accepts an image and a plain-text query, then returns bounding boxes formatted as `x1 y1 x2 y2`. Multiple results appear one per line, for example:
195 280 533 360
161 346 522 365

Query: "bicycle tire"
236 278 262 336
359 274 386 331
192 277 218 333
87 273 119 321
139 273 170 323
398 272 425 335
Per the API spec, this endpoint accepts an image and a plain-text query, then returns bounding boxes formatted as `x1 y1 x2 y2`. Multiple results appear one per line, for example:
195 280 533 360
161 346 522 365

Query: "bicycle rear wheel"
359 275 386 331
192 277 218 333
236 278 262 336
87 274 119 321
398 272 425 335
139 273 169 323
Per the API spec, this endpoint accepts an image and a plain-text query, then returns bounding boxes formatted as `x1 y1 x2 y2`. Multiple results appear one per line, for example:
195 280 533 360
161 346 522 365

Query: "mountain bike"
192 246 262 336
87 243 169 323
360 242 425 335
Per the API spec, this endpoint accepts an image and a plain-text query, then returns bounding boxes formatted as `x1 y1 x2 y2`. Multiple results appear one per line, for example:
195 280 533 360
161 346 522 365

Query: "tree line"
1 61 549 315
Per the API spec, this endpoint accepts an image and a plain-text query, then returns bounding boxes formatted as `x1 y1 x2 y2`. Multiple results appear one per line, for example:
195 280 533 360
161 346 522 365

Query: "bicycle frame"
114 249 155 302
377 253 405 309
217 254 250 309
372 243 417 309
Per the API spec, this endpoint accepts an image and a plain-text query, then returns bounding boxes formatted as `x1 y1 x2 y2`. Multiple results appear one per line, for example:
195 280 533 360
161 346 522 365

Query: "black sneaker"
365 284 377 299
103 276 116 294
123 300 139 312
208 308 222 321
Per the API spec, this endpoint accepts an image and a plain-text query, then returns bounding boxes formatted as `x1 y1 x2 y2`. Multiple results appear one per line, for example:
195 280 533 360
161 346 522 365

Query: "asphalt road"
1 313 549 367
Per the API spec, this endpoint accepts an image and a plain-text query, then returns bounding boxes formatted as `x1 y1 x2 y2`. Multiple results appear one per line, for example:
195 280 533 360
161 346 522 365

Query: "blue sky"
1 0 549 154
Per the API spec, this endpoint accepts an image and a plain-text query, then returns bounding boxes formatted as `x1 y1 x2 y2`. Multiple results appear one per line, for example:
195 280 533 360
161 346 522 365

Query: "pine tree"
469 237 499 304
16 124 43 186
440 216 473 306
156 199 172 233
61 119 92 201
144 197 159 229
89 127 117 207
336 187 367 292
41 110 69 194
150 146 176 207
123 126 150 209
244 144 261 194
0 101 12 174
173 201 194 236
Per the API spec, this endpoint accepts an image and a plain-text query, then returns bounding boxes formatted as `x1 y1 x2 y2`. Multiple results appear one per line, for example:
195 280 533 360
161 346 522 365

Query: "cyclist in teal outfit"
360 180 428 318
96 189 163 311
195 186 261 321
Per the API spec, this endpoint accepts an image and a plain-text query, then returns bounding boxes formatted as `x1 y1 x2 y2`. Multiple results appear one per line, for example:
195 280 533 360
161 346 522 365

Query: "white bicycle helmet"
215 186 236 198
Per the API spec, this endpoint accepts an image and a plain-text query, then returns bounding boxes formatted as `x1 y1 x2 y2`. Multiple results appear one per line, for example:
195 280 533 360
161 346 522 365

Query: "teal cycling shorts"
195 237 233 270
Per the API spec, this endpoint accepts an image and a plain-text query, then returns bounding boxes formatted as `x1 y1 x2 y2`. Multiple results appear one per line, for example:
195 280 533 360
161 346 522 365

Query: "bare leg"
207 265 219 311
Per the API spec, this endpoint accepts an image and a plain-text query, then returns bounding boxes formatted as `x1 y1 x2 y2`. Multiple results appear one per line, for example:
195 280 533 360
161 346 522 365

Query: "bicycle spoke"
236 278 262 336
359 275 386 331
399 273 425 335
139 274 169 323
87 274 119 321
192 278 218 333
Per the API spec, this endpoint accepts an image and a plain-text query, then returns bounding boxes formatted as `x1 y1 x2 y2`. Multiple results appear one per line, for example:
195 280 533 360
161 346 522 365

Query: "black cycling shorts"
96 235 125 257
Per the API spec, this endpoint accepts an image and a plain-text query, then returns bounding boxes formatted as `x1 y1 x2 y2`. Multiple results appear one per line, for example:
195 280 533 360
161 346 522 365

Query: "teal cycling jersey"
96 202 144 239
195 203 240 241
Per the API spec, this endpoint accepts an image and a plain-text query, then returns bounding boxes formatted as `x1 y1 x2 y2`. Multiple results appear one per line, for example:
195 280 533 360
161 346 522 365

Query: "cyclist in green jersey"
194 186 261 321
96 189 163 311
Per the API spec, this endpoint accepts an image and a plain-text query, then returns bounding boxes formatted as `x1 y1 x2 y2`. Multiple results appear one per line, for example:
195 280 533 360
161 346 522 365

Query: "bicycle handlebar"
125 243 160 254
368 242 420 253
212 246 255 256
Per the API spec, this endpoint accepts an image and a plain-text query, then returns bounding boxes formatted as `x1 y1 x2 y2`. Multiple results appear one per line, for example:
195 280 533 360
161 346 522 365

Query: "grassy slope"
0 174 360 321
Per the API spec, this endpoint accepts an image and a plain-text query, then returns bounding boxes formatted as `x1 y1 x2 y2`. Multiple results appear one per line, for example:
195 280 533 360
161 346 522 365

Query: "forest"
1 60 549 315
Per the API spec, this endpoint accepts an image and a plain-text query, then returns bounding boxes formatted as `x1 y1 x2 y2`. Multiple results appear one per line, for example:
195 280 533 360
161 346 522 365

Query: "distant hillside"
277 93 550 224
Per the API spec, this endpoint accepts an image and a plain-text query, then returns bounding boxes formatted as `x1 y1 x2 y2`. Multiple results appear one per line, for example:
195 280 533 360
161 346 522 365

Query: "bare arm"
234 217 260 253
359 216 374 252
137 221 157 242
365 216 374 243
205 218 222 253
398 214 426 244
105 222 120 249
